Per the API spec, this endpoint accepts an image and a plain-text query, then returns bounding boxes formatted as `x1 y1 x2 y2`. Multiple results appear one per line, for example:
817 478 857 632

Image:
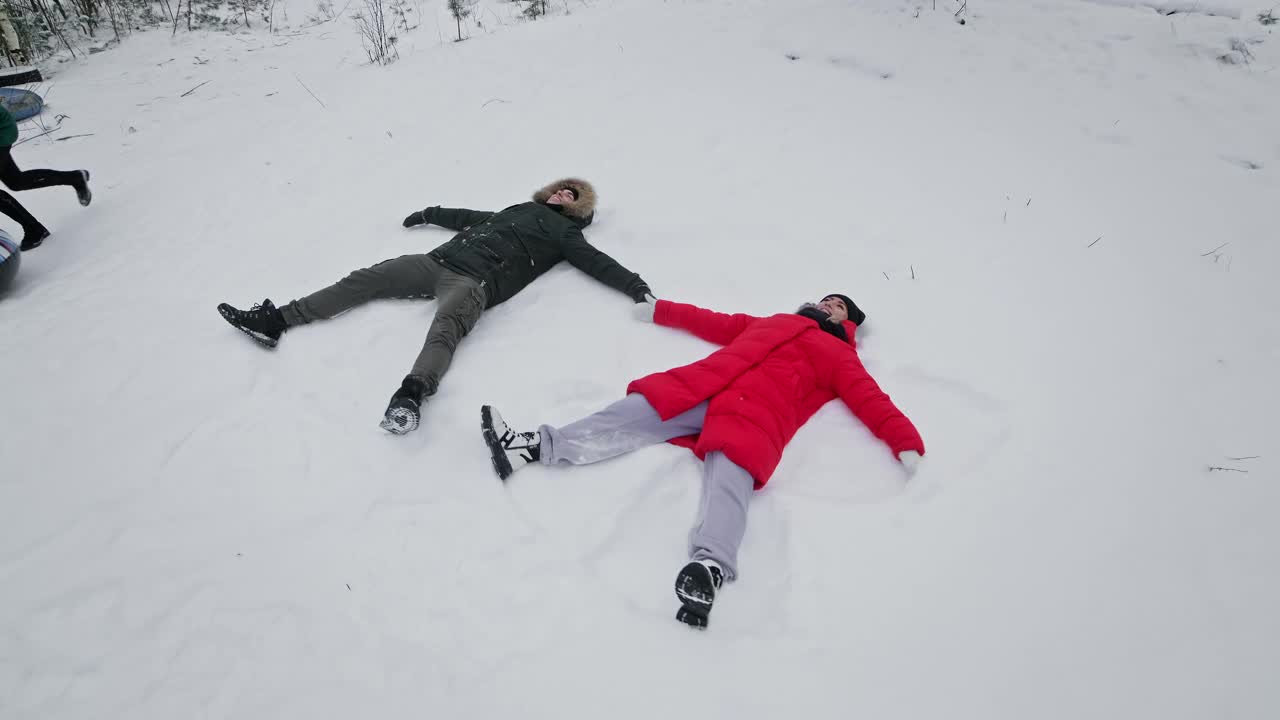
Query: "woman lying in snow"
480 293 925 629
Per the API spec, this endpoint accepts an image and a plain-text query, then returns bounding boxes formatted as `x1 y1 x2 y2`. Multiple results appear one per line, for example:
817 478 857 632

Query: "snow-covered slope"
2 1 1278 717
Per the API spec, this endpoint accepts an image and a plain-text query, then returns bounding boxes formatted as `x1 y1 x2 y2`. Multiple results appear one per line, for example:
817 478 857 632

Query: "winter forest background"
2 0 556 65
2 0 1278 718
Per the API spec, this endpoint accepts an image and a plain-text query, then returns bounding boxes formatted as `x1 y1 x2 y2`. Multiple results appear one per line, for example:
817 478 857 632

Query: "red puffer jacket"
627 301 924 487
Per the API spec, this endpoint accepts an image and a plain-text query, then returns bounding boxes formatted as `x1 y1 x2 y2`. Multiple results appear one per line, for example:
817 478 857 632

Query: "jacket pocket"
478 243 505 265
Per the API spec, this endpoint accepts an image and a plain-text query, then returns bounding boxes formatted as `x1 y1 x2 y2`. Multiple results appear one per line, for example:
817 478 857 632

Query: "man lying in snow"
216 177 654 435
480 293 925 629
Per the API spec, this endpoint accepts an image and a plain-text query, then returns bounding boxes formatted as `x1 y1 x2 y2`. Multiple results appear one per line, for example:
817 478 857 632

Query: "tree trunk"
104 0 120 40
34 0 76 56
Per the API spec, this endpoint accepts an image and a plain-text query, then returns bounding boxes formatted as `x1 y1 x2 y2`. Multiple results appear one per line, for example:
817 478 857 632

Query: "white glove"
898 450 922 477
633 295 657 322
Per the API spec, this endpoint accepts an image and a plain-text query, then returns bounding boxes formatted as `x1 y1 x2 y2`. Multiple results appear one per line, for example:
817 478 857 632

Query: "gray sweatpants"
540 393 755 581
280 254 486 396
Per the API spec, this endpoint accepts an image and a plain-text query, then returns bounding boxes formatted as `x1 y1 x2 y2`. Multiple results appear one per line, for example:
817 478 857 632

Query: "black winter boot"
675 560 725 629
217 298 288 348
380 375 427 435
74 170 92 207
19 226 50 252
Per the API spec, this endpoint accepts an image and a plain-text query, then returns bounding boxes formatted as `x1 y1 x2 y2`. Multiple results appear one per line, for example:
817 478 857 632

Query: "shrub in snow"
388 0 412 35
178 0 268 30
351 0 397 65
1217 37 1256 64
448 0 471 42
511 0 547 21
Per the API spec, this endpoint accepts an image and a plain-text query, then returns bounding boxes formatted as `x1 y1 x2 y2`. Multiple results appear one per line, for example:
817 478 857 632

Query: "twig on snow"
1226 455 1260 461
1200 242 1229 256
481 98 510 109
13 119 65 146
1088 236 1102 248
1208 466 1249 473
294 74 327 109
55 134 95 141
180 80 211 97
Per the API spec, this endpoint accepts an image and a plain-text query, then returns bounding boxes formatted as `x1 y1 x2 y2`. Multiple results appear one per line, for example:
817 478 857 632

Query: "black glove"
403 210 427 228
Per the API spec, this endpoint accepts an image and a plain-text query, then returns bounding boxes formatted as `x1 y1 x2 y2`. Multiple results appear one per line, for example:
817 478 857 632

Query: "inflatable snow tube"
0 66 42 88
0 87 43 122
0 229 20 294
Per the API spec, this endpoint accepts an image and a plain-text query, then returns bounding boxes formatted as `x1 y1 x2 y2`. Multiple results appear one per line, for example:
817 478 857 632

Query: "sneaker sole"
674 563 716 628
675 578 715 610
380 406 419 435
480 405 514 481
217 305 279 349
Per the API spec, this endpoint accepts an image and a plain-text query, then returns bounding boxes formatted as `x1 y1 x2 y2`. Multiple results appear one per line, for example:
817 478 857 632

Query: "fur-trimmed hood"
532 177 597 223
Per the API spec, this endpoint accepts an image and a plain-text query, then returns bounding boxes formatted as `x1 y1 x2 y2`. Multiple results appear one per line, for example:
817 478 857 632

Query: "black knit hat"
824 293 866 326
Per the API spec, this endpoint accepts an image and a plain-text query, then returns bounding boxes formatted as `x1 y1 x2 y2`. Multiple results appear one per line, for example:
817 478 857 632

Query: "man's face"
817 296 849 324
546 188 577 206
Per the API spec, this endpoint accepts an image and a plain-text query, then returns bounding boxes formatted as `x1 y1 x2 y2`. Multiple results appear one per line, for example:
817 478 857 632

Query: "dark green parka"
0 105 17 147
423 178 651 308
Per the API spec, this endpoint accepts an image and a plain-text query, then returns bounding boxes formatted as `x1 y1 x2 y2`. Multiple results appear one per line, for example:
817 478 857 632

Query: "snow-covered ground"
2 0 1278 717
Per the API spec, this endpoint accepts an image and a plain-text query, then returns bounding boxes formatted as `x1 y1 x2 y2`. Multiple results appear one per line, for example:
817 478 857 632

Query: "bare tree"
352 0 396 65
447 0 468 41
31 0 77 56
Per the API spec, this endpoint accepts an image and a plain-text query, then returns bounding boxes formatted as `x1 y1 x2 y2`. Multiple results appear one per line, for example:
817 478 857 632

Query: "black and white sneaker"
380 376 426 435
675 560 724 629
480 405 540 481
217 298 288 348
